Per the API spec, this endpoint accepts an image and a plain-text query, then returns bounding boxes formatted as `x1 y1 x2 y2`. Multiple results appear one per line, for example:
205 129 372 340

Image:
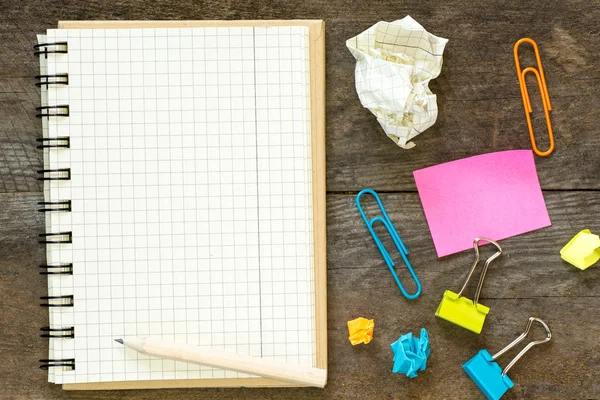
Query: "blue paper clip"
463 317 552 400
356 188 422 299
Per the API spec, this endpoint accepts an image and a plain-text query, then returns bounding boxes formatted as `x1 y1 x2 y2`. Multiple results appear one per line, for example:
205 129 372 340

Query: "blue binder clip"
356 189 422 299
463 317 552 400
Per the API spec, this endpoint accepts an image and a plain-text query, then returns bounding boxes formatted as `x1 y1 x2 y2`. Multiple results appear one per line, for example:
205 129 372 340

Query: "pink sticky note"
413 150 551 257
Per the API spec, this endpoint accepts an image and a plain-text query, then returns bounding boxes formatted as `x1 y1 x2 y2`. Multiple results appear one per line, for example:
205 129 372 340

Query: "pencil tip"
114 338 124 344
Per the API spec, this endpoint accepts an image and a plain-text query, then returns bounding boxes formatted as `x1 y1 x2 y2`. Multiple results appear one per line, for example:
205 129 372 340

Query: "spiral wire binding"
36 137 70 149
34 41 68 58
40 295 74 307
38 200 72 212
35 105 69 118
39 231 72 244
36 39 75 370
39 263 73 275
35 73 69 87
37 168 71 180
39 359 75 370
40 327 75 339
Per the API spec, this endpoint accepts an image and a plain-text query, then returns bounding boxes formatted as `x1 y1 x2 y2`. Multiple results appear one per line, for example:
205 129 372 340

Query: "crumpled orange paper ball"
347 317 374 345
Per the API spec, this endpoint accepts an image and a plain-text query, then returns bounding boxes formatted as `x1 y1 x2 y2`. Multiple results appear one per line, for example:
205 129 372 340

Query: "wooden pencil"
115 337 327 388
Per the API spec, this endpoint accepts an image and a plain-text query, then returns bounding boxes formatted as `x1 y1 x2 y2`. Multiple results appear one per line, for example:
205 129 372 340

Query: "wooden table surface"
1 0 599 399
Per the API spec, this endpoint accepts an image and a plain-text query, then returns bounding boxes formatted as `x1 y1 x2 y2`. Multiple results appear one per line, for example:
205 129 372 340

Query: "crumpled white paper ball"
347 16 448 149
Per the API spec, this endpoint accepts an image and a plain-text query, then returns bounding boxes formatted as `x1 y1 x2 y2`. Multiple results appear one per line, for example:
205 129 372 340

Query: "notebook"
35 20 326 390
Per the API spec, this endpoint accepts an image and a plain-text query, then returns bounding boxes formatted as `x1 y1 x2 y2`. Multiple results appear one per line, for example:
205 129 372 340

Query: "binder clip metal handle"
356 189 422 300
492 317 552 376
457 237 503 308
462 317 552 400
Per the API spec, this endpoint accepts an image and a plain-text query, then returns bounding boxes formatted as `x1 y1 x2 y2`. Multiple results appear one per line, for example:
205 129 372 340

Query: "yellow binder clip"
436 238 503 334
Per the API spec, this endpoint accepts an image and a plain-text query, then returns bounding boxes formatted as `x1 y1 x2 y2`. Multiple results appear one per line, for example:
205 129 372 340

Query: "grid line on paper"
198 27 207 377
251 26 263 359
190 28 199 378
93 28 101 385
168 26 175 379
227 27 238 370
204 29 214 378
104 28 116 384
180 27 189 379
216 29 223 379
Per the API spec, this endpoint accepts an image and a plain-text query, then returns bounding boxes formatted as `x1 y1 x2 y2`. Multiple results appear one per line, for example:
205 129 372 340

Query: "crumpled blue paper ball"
391 328 430 378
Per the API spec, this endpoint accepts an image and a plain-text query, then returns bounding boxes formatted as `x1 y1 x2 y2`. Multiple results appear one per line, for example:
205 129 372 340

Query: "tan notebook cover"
54 19 326 391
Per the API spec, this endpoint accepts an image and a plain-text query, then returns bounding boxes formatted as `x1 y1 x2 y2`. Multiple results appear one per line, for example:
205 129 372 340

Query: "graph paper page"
42 26 314 384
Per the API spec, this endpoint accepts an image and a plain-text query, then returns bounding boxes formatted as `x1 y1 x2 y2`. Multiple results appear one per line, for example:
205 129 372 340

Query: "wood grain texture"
2 192 599 399
1 0 600 192
1 0 599 398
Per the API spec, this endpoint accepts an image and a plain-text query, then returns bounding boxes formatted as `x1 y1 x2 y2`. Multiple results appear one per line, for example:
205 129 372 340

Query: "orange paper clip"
513 38 554 156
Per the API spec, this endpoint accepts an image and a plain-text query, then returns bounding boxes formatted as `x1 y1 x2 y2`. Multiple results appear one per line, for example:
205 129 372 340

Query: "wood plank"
325 297 600 400
324 191 599 399
327 191 600 299
0 79 42 193
326 93 600 192
325 12 600 191
2 1 600 192
3 191 599 399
